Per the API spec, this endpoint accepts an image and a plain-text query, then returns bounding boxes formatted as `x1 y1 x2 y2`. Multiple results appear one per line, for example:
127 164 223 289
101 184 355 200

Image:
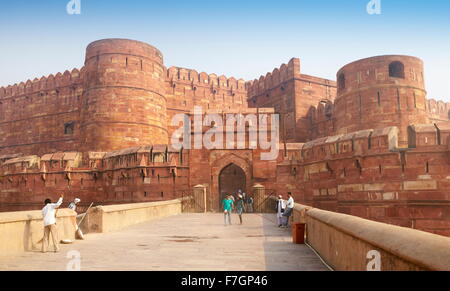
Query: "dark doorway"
219 164 246 209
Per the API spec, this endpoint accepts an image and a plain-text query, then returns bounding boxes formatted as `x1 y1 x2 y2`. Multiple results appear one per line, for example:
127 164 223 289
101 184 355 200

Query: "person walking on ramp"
222 195 234 226
236 194 245 225
41 194 64 253
276 195 286 227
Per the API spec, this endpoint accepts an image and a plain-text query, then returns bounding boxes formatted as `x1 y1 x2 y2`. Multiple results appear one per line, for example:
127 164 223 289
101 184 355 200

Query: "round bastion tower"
80 39 168 152
333 55 429 147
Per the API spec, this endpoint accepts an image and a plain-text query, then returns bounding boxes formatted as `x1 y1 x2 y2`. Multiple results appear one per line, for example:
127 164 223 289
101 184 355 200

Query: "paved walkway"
0 213 328 271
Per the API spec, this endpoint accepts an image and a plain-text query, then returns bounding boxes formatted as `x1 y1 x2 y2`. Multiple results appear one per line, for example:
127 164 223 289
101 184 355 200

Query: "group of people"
222 189 295 228
276 192 295 228
42 191 294 251
222 189 254 226
41 195 81 253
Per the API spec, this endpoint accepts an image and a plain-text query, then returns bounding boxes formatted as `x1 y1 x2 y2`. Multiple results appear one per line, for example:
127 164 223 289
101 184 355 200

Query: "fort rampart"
0 39 449 235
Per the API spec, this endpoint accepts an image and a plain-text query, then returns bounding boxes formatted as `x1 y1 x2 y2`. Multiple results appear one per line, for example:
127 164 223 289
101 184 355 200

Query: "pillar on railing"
193 184 207 213
252 184 265 213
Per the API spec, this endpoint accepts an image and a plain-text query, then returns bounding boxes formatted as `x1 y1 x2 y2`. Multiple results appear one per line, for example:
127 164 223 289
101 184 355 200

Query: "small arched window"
338 73 346 90
389 61 405 78
64 122 75 135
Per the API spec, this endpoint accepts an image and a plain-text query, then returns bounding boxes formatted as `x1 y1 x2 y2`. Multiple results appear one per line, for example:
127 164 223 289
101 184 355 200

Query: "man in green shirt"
222 195 234 226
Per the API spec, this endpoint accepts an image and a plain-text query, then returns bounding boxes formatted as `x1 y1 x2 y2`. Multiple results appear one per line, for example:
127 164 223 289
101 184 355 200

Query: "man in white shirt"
41 194 64 253
282 192 295 228
68 198 81 212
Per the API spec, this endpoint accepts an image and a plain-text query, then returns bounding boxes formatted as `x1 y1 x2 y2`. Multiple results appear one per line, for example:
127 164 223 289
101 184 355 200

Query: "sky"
0 0 449 101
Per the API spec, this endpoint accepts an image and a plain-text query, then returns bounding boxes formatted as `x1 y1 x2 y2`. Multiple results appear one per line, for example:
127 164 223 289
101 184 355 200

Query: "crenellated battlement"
246 58 301 97
307 100 334 123
166 67 246 91
427 98 450 121
0 68 84 100
0 145 185 176
300 124 450 164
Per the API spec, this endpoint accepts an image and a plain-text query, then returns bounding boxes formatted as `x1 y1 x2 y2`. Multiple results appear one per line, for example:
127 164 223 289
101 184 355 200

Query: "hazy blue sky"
0 0 449 101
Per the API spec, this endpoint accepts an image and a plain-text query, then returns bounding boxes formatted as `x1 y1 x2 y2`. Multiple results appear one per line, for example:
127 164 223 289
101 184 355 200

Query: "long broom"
75 202 94 240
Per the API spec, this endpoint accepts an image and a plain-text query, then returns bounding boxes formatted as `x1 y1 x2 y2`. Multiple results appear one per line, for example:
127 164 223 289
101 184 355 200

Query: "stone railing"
303 206 450 271
80 198 189 234
268 197 450 271
0 209 76 256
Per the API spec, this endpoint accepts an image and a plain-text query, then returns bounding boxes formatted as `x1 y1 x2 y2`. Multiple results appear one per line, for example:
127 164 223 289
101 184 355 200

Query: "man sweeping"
68 198 81 212
41 194 64 253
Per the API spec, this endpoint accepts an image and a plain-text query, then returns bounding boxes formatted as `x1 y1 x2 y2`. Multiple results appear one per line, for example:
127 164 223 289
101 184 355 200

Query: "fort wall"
165 67 248 114
246 58 337 143
273 124 450 236
0 146 189 212
0 69 84 156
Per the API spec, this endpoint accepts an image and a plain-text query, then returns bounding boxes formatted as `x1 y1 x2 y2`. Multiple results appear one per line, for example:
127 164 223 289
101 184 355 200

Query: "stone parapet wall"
0 209 76 256
291 204 450 271
81 198 185 233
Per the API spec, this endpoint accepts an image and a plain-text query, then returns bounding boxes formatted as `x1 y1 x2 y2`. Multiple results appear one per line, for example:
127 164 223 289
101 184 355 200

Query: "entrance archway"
210 152 252 212
219 164 246 208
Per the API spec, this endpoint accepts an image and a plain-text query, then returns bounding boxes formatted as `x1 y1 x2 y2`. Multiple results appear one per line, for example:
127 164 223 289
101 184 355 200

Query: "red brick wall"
0 69 83 156
165 67 248 114
276 125 450 237
246 58 336 143
0 148 189 212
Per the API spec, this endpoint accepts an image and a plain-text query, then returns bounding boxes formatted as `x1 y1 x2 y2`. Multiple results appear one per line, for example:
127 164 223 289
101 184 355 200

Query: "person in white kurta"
41 195 64 253
276 195 287 227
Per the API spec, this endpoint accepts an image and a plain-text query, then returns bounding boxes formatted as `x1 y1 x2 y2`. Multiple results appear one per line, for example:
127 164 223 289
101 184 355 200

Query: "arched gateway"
218 164 246 209
210 153 252 212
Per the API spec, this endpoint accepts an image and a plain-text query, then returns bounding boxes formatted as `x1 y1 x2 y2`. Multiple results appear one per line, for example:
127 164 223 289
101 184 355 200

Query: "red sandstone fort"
0 39 449 236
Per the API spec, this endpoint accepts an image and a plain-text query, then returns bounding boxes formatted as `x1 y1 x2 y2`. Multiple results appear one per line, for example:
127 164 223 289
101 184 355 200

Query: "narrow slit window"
338 73 346 90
